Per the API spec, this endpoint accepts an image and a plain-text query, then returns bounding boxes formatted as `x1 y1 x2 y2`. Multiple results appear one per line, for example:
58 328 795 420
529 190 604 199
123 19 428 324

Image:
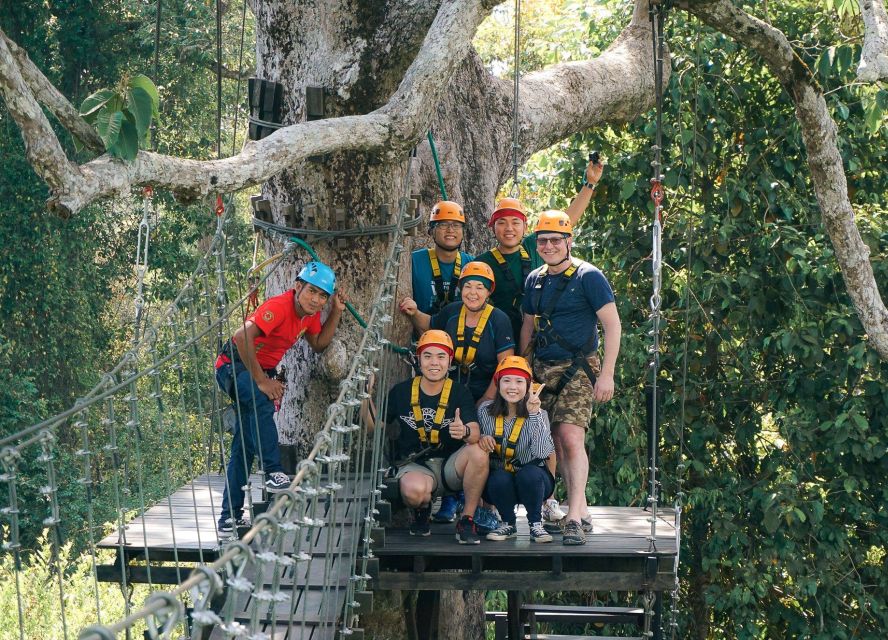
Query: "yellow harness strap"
410 376 453 445
454 304 494 366
493 414 526 473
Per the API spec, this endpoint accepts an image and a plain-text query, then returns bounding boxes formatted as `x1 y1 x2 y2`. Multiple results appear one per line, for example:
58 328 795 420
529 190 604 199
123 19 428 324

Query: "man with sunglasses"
519 212 622 546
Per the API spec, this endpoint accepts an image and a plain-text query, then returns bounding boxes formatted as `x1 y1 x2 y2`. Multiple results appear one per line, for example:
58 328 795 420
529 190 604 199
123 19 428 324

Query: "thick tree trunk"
858 0 888 81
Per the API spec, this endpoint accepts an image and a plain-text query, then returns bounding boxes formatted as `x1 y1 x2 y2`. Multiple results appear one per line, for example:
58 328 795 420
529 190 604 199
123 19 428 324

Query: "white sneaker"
543 498 566 521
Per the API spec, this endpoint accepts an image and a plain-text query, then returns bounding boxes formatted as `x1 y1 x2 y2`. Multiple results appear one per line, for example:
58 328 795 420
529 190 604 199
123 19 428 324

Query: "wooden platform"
374 505 677 592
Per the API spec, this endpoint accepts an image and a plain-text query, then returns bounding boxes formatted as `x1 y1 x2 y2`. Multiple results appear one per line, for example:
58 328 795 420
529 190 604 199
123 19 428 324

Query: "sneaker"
486 523 517 541
529 521 553 543
265 471 291 493
472 506 501 535
455 515 480 544
409 507 431 536
543 498 566 522
562 519 586 545
217 517 249 533
432 494 462 523
543 515 594 534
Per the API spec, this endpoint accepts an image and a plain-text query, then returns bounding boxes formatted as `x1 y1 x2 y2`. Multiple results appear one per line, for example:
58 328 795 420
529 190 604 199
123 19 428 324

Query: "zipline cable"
510 0 522 196
215 0 223 159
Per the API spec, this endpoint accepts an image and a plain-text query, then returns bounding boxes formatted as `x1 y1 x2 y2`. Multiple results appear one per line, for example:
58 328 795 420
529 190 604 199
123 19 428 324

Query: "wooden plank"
376 571 675 591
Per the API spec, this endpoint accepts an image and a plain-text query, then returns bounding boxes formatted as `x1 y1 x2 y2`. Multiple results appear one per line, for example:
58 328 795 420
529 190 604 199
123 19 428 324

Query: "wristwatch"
463 424 471 440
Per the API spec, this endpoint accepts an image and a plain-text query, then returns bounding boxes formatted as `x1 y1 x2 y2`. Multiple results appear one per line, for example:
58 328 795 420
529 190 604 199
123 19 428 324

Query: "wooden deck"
375 505 677 592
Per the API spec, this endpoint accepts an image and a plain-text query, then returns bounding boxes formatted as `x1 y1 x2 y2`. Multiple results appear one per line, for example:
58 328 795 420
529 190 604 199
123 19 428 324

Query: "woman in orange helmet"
400 261 514 403
476 356 556 543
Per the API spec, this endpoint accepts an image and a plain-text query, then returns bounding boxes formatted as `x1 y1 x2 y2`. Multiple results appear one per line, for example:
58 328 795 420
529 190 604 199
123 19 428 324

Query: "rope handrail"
0 198 249 449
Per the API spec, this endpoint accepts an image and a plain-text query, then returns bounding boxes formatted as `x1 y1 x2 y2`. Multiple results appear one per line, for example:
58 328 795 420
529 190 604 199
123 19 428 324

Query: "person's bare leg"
452 444 489 515
556 422 588 522
553 423 572 503
399 472 434 508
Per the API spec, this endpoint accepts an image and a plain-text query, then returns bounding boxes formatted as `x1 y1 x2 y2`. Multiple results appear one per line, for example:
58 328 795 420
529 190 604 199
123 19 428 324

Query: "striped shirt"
478 401 555 469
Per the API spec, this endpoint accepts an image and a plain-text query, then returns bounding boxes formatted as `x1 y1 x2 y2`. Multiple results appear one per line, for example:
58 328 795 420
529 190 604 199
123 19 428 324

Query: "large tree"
1 0 887 636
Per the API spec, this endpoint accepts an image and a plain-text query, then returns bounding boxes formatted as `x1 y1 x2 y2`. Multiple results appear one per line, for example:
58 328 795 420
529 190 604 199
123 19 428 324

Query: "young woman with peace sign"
477 356 556 543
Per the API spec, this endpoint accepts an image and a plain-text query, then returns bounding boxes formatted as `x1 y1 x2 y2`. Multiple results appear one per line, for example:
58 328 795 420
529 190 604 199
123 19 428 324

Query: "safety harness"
428 248 462 313
493 414 526 472
410 376 453 446
454 303 494 380
531 259 600 395
490 246 531 308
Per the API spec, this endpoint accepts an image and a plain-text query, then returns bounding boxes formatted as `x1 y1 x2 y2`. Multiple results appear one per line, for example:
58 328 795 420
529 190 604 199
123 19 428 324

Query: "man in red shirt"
215 261 346 532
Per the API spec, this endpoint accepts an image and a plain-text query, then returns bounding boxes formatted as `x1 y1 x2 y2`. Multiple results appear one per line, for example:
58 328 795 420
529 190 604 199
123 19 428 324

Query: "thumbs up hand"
448 408 468 441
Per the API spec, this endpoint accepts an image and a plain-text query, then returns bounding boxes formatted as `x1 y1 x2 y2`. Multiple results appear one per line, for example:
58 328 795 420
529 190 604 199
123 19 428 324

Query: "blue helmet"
297 261 336 295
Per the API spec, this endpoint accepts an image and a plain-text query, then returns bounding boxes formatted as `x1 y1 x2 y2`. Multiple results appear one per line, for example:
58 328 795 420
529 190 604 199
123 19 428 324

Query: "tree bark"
681 0 888 360
857 0 888 82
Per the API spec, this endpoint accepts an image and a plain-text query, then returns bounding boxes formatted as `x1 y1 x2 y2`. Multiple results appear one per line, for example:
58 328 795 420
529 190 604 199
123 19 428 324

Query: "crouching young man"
372 330 490 544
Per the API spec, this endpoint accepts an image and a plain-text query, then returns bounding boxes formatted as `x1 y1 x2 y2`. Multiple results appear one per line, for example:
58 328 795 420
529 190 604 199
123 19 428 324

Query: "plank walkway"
97 472 373 640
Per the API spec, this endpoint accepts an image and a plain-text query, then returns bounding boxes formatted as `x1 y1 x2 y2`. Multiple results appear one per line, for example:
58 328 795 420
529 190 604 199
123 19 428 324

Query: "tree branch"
680 0 888 360
0 0 493 217
0 29 80 198
857 0 888 81
1 30 105 154
517 0 661 154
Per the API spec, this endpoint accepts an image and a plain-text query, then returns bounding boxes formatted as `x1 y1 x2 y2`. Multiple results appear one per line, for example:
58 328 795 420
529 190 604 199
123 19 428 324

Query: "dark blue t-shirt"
411 248 474 314
522 260 615 361
430 301 514 400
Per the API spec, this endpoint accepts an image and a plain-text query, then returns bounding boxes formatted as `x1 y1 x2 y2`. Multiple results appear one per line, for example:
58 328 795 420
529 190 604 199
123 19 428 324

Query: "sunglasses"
536 236 566 246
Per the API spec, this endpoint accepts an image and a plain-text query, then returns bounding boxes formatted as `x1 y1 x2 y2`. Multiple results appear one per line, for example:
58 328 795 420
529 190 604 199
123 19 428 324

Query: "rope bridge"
0 188 412 639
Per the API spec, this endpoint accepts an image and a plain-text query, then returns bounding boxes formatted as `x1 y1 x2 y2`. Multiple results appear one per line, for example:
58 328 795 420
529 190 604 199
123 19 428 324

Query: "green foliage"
0 532 149 639
80 74 160 159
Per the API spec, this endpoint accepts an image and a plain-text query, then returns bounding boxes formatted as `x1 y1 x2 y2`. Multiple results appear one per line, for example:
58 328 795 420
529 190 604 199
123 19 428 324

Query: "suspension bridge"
0 175 680 639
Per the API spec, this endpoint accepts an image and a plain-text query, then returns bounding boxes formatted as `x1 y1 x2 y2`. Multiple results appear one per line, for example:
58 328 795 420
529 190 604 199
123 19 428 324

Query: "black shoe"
409 507 431 536
218 517 249 533
455 515 480 544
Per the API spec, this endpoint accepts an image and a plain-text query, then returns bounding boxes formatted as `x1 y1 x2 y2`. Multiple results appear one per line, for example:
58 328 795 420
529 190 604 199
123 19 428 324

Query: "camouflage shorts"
532 355 600 428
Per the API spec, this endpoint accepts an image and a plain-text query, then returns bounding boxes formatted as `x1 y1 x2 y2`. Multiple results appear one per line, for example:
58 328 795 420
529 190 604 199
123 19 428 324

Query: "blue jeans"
216 363 283 521
483 465 555 526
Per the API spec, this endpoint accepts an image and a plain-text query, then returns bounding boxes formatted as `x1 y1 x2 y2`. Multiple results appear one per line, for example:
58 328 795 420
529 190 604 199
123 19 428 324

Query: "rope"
510 0 522 197
215 0 223 159
151 0 162 150
230 0 249 157
427 130 448 200
646 1 670 637
670 19 699 639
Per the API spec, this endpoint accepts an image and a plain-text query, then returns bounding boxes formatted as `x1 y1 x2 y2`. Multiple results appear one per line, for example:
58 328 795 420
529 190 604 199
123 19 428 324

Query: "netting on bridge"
1 182 414 639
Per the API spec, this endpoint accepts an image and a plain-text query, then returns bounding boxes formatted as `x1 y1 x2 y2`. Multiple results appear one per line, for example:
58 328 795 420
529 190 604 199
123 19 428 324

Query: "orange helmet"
458 261 496 293
534 210 572 236
416 330 454 357
489 197 527 227
493 356 533 383
429 201 466 225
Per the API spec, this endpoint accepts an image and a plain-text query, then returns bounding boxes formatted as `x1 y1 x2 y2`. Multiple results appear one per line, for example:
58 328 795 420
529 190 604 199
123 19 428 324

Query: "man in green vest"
475 156 604 339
